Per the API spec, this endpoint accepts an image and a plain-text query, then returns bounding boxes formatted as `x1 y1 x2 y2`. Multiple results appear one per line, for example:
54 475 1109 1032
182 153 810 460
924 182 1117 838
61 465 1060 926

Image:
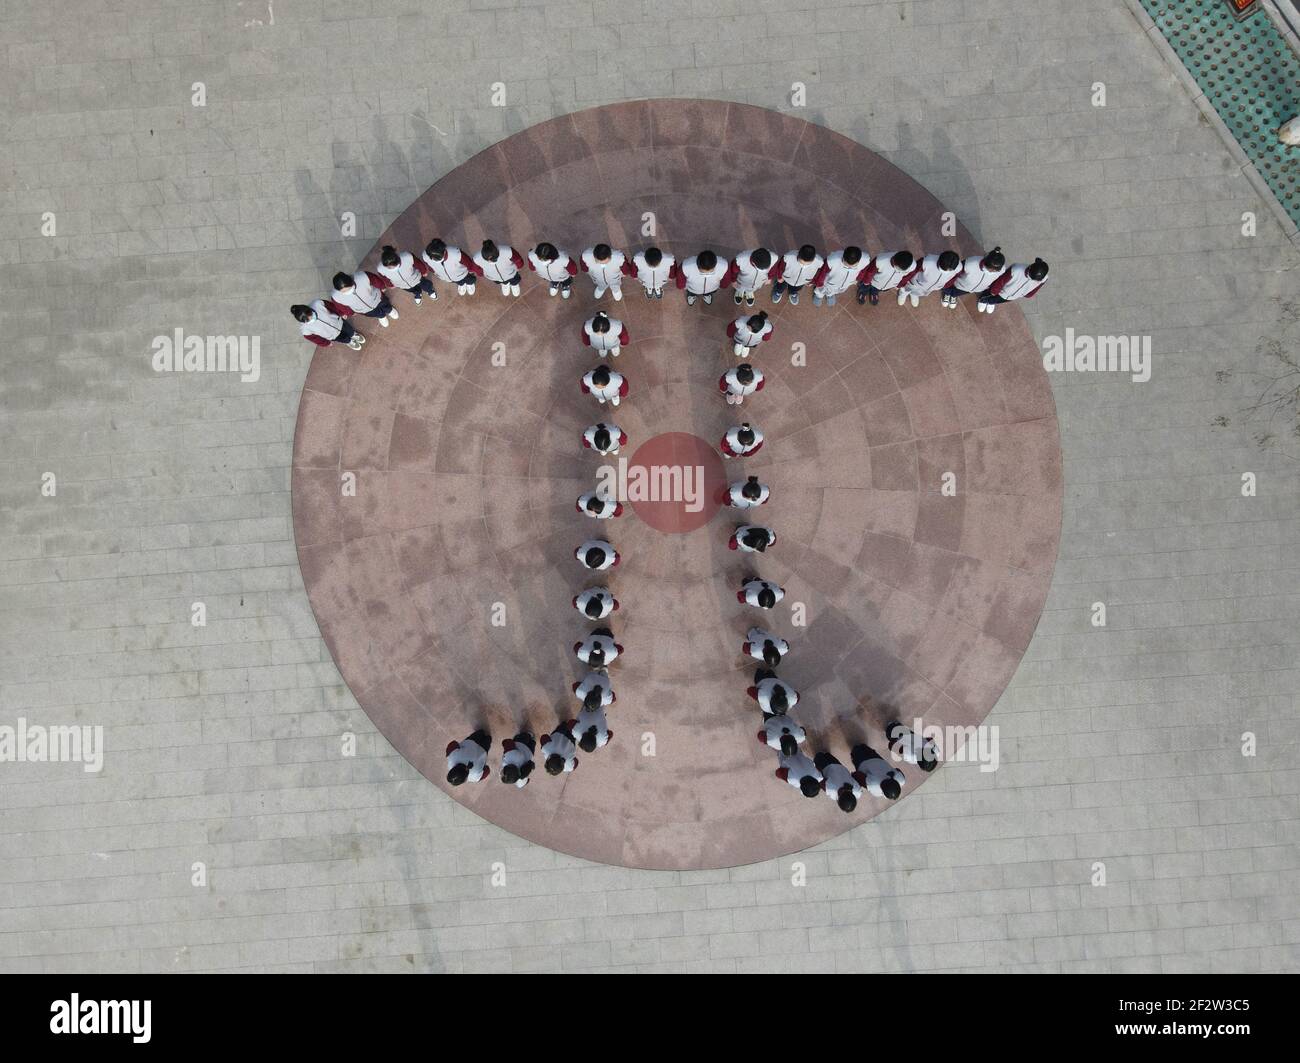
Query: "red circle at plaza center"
613 432 727 533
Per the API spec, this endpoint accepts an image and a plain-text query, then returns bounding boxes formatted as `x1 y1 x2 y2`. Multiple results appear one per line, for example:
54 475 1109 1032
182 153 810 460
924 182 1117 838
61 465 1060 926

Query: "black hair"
425 238 447 260
741 527 769 552
583 686 603 711
697 250 717 271
643 247 662 267
779 734 798 757
747 312 767 330
1027 257 1049 281
983 246 1005 271
535 241 557 260
798 243 817 261
750 248 772 271
291 304 313 322
769 685 788 712
593 243 612 260
741 476 762 500
584 496 603 514
890 251 914 271
592 426 611 451
799 776 821 798
736 424 755 446
938 250 960 271
446 764 469 786
762 642 782 669
843 246 863 265
331 271 353 290
735 363 755 386
583 546 606 568
590 312 610 333
545 754 566 776
578 728 598 753
586 646 605 667
380 245 400 267
500 763 520 785
837 787 858 813
919 755 938 773
881 778 902 800
757 587 776 609
591 364 611 387
480 239 499 261
583 596 604 619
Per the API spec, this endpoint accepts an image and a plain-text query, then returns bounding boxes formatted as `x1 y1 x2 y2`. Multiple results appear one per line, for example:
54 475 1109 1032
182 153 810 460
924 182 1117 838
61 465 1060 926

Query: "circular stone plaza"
291 101 1062 870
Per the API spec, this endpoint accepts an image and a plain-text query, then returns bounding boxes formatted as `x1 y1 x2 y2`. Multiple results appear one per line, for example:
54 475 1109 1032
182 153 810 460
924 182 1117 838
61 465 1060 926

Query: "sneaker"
500 284 510 296
897 290 908 306
561 288 571 299
703 294 713 305
511 284 521 297
379 317 389 327
429 289 438 300
789 291 799 305
612 288 622 302
869 291 878 305
734 291 743 304
772 290 783 304
349 338 364 350
909 292 919 307
549 285 559 297
687 295 697 306
390 309 399 320
745 293 754 306
413 295 422 305
594 287 606 299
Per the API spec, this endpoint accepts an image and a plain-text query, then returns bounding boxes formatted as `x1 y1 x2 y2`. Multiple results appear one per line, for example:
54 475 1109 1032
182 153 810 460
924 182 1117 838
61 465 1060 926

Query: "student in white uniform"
757 715 807 756
445 730 491 785
727 312 773 356
816 752 862 812
737 577 784 609
573 586 618 620
979 258 1048 314
331 269 398 327
856 250 914 306
851 743 906 799
675 249 730 306
724 247 776 306
899 250 962 307
575 539 619 571
581 243 627 300
775 749 823 798
720 363 764 407
743 627 789 668
422 238 476 295
886 720 938 773
473 239 525 297
527 241 578 298
292 301 366 350
625 246 674 299
812 246 867 307
582 312 629 357
574 627 621 667
727 475 770 509
581 364 628 407
730 523 776 553
576 489 623 520
582 422 626 455
572 670 615 709
540 724 579 775
571 705 612 752
748 669 798 714
377 244 435 305
720 422 764 458
943 247 1005 309
499 732 536 788
772 244 824 305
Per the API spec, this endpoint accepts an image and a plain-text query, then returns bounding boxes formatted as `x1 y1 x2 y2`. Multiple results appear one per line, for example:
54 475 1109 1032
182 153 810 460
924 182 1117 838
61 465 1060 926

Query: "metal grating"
1142 0 1300 226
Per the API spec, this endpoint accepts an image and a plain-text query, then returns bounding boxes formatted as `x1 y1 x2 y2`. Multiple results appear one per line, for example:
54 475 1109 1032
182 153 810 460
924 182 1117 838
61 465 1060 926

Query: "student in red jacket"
331 269 398 327
528 241 578 299
473 239 525 297
292 301 365 350
978 258 1049 314
377 244 435 305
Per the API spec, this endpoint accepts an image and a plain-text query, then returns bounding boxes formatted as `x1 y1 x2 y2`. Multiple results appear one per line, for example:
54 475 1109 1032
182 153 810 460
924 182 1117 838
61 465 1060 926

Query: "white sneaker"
609 396 620 407
380 317 389 327
549 285 558 297
897 290 908 306
612 287 622 301
909 293 919 307
500 284 510 296
687 295 697 306
413 295 422 305
561 288 571 299
594 286 607 299
390 309 399 320
703 294 713 305
609 347 620 358
511 284 520 296
429 289 438 300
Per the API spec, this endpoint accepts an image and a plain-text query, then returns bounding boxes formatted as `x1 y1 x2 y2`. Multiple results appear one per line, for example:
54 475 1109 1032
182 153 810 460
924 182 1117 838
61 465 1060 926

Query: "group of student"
291 238 1049 350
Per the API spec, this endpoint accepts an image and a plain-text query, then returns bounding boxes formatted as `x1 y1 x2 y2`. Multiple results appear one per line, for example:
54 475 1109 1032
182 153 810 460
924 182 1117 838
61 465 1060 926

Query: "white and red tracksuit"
719 366 765 404
527 248 578 285
582 317 629 356
813 251 869 298
986 263 1046 301
575 539 619 570
576 491 623 519
728 480 770 508
720 424 764 457
581 247 627 295
422 245 473 285
738 578 784 607
472 245 525 285
572 670 615 706
377 251 430 291
582 422 627 454
581 369 628 406
333 270 391 314
675 255 730 297
731 524 776 553
952 255 1005 295
724 249 776 295
300 299 353 347
727 316 773 352
624 251 675 294
902 254 963 298
574 632 622 665
572 588 618 619
860 253 911 292
775 250 824 289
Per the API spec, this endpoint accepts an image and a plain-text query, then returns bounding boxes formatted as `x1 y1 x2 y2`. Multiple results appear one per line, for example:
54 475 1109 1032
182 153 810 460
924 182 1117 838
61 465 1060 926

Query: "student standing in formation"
727 311 773 356
816 752 862 812
727 475 770 509
377 245 435 305
898 250 962 307
571 703 612 752
581 422 626 455
575 539 619 570
581 243 627 301
720 363 764 407
576 489 623 520
581 364 628 407
572 670 615 709
724 247 775 307
574 627 622 667
445 730 491 785
857 250 914 306
749 669 799 714
772 244 824 305
540 724 579 775
812 246 867 307
331 269 398 327
422 238 476 295
757 714 807 757
979 258 1048 313
473 239 525 297
730 524 776 553
775 749 823 798
851 743 906 799
943 247 1005 309
527 241 578 298
500 732 536 788
886 720 939 773
292 302 365 350
743 627 789 667
582 312 629 358
573 586 618 620
738 576 784 609
720 422 764 458
676 248 730 306
625 246 674 299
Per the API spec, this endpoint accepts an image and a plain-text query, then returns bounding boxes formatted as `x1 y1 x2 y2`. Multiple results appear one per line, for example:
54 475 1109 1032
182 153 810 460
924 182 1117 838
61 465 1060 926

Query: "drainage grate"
1141 0 1300 226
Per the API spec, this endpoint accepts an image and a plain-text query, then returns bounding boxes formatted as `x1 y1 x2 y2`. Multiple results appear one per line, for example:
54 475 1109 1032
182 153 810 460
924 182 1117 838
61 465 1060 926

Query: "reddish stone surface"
290 100 1063 870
